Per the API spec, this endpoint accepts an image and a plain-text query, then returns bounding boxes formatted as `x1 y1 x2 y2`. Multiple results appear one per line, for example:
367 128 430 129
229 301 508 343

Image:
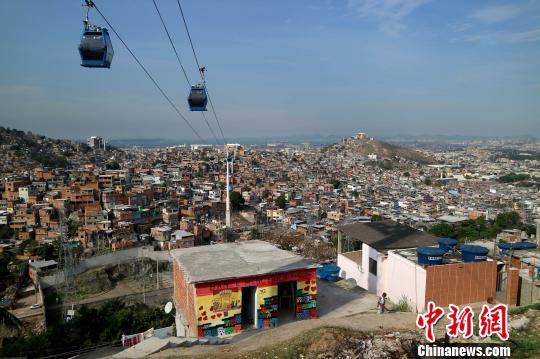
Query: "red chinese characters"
446 304 474 339
478 304 509 341
416 301 445 342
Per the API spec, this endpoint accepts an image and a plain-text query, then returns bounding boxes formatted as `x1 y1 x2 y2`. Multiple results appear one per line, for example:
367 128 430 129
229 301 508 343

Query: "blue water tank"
498 242 512 254
316 263 340 282
461 245 489 262
514 242 537 250
438 238 458 252
417 247 445 266
498 242 537 254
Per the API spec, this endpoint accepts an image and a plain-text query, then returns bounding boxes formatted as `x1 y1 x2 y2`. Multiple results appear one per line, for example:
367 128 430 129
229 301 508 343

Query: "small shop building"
172 240 317 338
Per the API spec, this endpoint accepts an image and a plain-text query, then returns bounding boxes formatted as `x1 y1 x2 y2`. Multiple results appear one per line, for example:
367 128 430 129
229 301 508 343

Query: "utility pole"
156 259 159 290
225 158 231 228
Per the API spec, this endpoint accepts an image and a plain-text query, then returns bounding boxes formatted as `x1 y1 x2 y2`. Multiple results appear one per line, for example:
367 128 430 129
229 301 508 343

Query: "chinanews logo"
416 302 509 342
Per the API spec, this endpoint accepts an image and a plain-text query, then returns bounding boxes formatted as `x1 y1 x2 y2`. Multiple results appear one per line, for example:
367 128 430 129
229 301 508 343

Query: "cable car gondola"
188 83 208 111
78 1 114 68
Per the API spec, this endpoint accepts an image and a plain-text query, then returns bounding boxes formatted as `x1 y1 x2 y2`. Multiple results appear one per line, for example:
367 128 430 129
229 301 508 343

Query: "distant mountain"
325 135 434 164
0 127 122 173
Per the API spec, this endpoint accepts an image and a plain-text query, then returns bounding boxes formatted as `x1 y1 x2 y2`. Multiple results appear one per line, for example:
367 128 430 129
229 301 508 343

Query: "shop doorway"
278 281 296 324
241 286 256 328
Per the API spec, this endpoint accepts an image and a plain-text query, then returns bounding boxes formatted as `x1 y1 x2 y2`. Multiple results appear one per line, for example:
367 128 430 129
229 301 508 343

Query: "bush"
392 295 412 312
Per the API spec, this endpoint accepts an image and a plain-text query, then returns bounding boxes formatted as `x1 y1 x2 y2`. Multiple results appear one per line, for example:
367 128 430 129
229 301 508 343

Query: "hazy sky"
1 0 539 141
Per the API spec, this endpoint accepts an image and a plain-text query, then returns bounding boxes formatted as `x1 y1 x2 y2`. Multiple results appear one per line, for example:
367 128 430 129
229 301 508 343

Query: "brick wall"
506 268 519 306
425 260 497 308
173 260 197 336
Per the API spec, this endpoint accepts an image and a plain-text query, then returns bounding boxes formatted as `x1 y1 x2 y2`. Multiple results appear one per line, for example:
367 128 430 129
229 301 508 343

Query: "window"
369 257 377 276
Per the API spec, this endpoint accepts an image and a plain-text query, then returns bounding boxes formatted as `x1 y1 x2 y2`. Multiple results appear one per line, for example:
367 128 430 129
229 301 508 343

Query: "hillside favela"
1 1 539 358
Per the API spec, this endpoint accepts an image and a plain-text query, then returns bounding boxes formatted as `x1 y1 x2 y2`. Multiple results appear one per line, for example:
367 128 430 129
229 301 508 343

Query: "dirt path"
151 312 419 358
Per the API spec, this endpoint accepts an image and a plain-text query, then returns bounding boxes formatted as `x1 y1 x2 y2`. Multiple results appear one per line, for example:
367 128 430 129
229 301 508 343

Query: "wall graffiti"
256 285 279 329
296 278 317 319
192 269 318 337
196 288 242 337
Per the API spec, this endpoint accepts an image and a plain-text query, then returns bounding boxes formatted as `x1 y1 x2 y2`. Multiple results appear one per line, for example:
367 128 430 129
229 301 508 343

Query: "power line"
91 1 205 142
176 0 227 144
151 0 219 145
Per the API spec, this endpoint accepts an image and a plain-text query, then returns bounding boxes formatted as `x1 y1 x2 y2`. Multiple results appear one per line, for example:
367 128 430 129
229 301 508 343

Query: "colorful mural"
296 278 317 319
192 269 318 337
196 288 242 337
256 285 279 329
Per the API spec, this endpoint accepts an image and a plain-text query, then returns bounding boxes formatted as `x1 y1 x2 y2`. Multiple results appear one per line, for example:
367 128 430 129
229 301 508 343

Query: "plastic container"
438 238 458 252
417 247 445 266
461 245 489 262
316 262 340 282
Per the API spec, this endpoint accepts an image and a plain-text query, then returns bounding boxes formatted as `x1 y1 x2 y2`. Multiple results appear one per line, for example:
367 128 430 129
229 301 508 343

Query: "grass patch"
510 333 540 358
391 295 412 312
509 302 540 315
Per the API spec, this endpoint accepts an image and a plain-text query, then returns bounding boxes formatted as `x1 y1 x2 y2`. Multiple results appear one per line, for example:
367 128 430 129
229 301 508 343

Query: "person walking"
377 292 388 314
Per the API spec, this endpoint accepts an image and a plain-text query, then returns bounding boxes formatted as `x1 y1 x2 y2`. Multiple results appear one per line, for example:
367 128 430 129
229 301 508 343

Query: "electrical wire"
91 2 205 142
152 0 220 145
176 0 227 145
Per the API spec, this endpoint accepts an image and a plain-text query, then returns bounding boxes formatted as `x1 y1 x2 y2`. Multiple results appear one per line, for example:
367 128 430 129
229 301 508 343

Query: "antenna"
164 301 173 314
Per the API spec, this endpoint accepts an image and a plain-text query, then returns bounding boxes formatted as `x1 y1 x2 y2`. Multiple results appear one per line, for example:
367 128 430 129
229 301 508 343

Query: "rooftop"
171 240 316 284
29 260 58 269
339 220 439 253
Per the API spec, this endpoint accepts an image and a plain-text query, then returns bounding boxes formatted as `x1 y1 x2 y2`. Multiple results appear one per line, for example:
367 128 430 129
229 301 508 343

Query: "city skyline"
1 0 539 139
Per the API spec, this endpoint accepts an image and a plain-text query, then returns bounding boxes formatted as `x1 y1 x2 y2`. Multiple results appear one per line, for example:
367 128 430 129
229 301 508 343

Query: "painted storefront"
193 268 317 337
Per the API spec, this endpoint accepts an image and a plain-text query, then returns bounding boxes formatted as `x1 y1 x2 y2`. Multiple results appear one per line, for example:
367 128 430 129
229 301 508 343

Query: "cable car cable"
152 0 220 145
90 1 205 142
201 111 219 145
151 0 191 85
176 0 227 145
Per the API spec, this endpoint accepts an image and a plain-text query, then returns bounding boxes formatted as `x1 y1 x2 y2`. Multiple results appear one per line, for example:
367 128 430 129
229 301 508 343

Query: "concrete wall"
362 243 382 293
339 245 386 295
424 260 497 309
383 251 427 312
337 251 362 286
519 276 540 306
187 268 316 338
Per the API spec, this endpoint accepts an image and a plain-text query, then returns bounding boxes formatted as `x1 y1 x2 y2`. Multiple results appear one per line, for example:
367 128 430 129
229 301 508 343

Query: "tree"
495 211 521 229
0 307 23 334
275 194 287 209
230 191 245 210
36 243 56 260
430 223 456 238
106 161 120 170
67 220 80 238
331 179 341 189
403 172 411 177
424 178 432 186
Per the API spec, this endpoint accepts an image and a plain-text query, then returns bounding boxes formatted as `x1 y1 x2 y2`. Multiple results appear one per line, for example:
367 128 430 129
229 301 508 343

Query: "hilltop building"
87 136 104 149
172 240 317 338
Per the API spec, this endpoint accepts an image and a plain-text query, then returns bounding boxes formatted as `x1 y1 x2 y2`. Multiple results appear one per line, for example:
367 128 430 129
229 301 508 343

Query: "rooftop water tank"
417 247 445 266
461 245 489 262
498 242 537 254
498 242 512 254
513 242 537 250
438 238 458 252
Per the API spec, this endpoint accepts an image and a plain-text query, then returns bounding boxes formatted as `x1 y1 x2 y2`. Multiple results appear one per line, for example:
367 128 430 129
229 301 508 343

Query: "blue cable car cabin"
79 27 114 68
188 84 208 111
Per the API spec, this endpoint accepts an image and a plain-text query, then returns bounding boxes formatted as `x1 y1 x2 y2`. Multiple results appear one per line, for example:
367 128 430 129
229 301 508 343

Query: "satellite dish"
164 301 173 314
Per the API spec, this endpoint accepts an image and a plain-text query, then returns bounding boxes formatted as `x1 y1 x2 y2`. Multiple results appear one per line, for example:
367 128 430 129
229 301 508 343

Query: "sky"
1 0 539 142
